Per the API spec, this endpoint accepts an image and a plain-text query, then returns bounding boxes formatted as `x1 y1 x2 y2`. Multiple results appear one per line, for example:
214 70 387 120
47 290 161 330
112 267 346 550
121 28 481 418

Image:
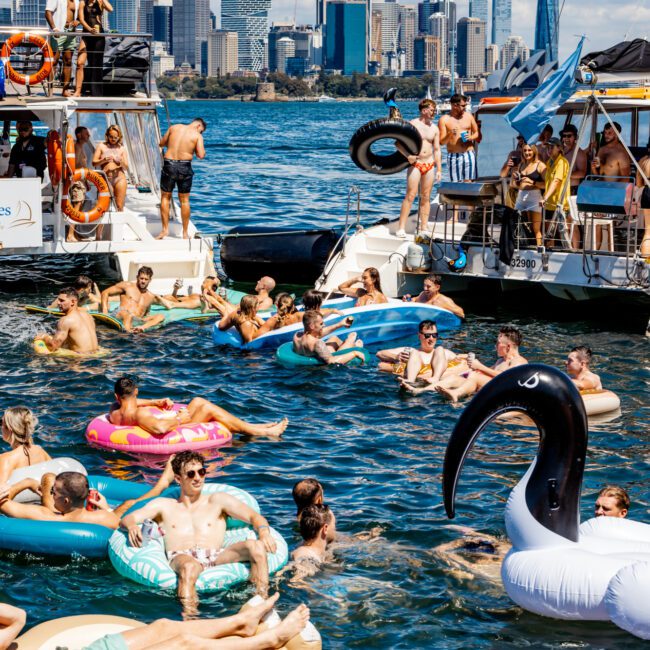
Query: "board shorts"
447 150 477 182
50 34 77 52
83 633 129 650
160 159 194 194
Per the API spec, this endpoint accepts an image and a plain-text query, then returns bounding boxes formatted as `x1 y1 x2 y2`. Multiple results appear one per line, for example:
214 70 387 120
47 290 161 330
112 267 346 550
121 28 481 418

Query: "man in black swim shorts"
157 118 206 240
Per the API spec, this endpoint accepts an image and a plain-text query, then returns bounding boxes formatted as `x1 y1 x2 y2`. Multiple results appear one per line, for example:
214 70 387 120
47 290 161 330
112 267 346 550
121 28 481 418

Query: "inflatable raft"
276 343 370 367
33 338 109 358
213 301 461 350
580 388 621 416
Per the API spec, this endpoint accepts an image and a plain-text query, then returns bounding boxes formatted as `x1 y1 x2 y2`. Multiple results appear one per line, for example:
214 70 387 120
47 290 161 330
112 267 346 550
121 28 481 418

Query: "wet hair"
56 472 89 509
74 126 88 138
74 275 93 291
104 125 123 144
302 289 323 311
137 266 154 279
418 319 437 333
450 94 468 105
299 503 333 542
239 294 258 319
192 117 207 130
302 310 322 332
598 485 630 512
59 287 79 301
363 267 382 293
425 274 441 287
274 293 296 328
292 478 323 516
2 406 37 447
114 376 138 397
571 345 592 365
419 98 436 111
499 325 522 347
172 450 205 476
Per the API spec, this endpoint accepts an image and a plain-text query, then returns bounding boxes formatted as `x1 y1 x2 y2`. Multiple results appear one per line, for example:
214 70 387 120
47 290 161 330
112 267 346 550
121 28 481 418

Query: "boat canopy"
581 39 650 74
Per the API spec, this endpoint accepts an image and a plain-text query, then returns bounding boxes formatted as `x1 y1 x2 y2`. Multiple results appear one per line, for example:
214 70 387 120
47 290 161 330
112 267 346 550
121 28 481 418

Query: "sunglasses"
185 468 207 479
420 332 438 339
17 127 31 132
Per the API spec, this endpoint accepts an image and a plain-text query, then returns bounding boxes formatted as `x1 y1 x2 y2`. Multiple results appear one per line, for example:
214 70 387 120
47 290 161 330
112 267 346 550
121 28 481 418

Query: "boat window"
639 109 650 149
595 112 632 144
72 112 109 161
114 111 159 193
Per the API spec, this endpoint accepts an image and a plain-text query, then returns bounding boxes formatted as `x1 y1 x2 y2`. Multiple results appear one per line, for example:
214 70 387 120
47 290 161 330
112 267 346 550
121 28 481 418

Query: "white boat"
318 94 336 103
314 86 650 327
0 28 213 295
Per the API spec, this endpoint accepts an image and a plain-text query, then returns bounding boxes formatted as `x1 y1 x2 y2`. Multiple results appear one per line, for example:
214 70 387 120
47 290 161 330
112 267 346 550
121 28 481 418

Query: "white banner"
0 179 43 249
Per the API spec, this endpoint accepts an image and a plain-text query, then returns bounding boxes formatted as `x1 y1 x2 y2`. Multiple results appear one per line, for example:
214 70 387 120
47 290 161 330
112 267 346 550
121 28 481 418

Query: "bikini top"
519 165 544 183
102 146 124 165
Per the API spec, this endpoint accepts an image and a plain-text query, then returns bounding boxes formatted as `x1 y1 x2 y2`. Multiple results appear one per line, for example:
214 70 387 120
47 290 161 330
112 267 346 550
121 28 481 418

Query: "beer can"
86 488 99 511
141 518 157 545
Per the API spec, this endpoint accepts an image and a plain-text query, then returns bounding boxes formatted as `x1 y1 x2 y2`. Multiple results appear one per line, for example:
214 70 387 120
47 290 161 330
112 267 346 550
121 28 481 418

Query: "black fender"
348 118 422 176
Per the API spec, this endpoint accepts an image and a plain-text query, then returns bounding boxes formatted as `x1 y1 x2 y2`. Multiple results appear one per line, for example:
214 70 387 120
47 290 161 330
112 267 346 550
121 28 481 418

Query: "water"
1 101 649 649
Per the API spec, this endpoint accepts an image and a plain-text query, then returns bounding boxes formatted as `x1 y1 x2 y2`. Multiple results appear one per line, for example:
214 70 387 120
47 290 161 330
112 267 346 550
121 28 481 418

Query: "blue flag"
505 37 585 143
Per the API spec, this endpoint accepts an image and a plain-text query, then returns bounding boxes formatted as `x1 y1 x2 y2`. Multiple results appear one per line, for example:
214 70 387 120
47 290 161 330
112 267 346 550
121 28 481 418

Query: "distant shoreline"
162 96 414 103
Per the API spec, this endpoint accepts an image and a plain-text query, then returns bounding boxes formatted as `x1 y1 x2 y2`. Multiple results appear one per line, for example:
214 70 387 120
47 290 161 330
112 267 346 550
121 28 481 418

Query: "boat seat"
569 196 614 252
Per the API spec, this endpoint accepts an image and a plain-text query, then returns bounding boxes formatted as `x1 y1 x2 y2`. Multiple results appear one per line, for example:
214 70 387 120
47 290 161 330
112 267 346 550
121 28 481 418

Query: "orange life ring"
479 97 523 105
65 134 76 175
1 32 54 86
62 168 111 224
47 132 75 187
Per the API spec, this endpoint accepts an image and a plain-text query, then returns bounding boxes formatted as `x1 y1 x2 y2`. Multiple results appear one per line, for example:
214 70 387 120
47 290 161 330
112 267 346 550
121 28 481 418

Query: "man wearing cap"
4 122 46 179
560 124 587 195
541 137 574 248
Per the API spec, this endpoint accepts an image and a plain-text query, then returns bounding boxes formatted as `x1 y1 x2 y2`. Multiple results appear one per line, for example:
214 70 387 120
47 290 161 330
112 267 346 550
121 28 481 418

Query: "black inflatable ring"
349 118 422 176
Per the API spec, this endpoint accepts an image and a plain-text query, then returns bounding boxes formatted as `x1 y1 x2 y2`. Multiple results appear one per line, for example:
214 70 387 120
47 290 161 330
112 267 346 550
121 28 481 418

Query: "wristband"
256 525 270 532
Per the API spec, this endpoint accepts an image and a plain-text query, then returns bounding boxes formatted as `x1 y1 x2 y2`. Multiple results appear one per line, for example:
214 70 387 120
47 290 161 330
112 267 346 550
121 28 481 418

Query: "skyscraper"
469 0 487 25
110 0 139 33
413 34 441 70
325 0 367 74
276 37 296 73
221 0 272 71
173 0 209 71
399 4 417 70
500 34 529 67
491 0 511 46
12 0 47 26
268 25 315 71
153 0 173 53
534 0 558 61
485 42 498 70
457 16 485 77
207 30 238 76
428 12 447 68
432 0 455 70
374 1 399 71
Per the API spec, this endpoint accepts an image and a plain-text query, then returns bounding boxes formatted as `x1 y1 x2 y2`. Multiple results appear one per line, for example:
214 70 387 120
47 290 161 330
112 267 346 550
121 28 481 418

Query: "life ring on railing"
46 132 75 186
65 133 76 174
62 168 111 224
349 118 422 175
479 97 523 105
0 32 54 86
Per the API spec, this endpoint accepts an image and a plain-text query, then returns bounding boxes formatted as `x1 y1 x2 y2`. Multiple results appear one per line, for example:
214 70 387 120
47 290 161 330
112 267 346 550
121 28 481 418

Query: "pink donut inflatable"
86 404 232 454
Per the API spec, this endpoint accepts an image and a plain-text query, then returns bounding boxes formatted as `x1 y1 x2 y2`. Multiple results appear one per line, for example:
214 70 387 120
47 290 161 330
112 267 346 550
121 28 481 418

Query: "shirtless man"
395 99 442 237
595 485 629 518
402 274 465 318
158 118 206 239
565 345 602 391
292 310 365 366
0 459 175 529
591 122 631 181
101 265 175 332
292 478 324 519
48 274 101 311
254 276 275 311
120 451 277 614
109 375 288 437
439 94 479 183
45 0 79 97
560 124 588 194
37 286 99 354
435 325 527 402
291 503 335 565
164 276 222 311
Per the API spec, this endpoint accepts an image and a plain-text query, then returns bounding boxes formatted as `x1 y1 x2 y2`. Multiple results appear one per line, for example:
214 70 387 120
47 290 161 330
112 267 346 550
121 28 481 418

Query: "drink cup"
140 519 157 546
461 131 469 143
467 352 476 363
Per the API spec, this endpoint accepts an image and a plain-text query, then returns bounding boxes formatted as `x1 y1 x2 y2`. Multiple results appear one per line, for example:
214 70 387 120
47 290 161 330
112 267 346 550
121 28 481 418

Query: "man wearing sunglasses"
5 121 46 179
120 451 277 616
0 458 175 528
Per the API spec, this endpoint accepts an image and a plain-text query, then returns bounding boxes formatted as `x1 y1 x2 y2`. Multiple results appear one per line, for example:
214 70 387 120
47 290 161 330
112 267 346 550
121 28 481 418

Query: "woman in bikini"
512 143 546 247
337 267 388 307
93 125 128 211
0 407 51 484
264 293 302 330
217 295 278 344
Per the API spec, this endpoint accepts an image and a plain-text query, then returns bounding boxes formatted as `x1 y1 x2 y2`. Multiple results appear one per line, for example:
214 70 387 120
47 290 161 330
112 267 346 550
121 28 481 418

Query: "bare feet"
435 385 459 403
271 605 310 648
238 593 280 636
155 230 169 240
66 234 79 242
265 418 288 437
398 378 429 395
182 230 189 239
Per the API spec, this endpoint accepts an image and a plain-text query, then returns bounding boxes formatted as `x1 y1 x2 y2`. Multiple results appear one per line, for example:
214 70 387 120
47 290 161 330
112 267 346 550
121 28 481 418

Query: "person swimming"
337 268 388 307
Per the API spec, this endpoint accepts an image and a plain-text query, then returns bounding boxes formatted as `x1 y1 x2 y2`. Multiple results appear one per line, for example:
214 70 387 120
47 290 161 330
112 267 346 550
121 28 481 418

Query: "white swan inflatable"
442 364 650 640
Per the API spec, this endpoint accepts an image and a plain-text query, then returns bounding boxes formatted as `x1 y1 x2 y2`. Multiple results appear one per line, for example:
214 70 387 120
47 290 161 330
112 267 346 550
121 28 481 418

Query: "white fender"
7 458 87 503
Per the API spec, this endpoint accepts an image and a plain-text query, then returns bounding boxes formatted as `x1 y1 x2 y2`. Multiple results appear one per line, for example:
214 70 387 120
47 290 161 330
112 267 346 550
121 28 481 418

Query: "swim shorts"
447 150 477 182
82 633 129 650
167 546 224 568
50 34 78 52
160 159 193 194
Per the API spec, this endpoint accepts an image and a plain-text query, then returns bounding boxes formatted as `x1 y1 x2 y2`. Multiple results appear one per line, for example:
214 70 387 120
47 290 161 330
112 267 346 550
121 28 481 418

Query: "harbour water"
0 101 649 648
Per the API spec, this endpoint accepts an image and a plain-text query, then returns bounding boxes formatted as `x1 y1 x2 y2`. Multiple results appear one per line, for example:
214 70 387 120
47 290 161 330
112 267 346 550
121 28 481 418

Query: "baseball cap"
547 136 562 147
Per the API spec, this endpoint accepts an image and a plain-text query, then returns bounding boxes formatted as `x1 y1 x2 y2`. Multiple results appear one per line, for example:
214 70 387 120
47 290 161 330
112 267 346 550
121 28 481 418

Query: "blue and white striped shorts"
447 150 477 182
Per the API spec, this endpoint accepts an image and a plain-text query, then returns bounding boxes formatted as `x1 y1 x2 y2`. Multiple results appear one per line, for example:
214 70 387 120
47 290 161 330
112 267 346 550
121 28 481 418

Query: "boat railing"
0 27 155 99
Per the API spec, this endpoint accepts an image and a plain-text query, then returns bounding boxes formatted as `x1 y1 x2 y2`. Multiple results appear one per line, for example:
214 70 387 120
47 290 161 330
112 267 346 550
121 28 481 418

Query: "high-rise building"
207 30 238 76
276 37 296 74
269 25 315 71
316 0 326 26
499 34 529 67
152 42 175 76
399 4 417 71
109 0 139 33
418 0 433 34
485 42 498 70
221 0 271 71
12 0 47 26
432 0 455 70
139 0 153 33
413 34 441 70
469 0 487 25
173 0 209 71
491 0 511 46
457 16 485 78
534 0 558 61
374 1 399 71
428 12 447 68
153 0 173 53
325 0 367 74
370 8 382 68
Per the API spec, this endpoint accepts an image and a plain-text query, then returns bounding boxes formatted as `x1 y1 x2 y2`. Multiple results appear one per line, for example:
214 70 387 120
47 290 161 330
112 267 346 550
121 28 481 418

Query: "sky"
211 0 650 63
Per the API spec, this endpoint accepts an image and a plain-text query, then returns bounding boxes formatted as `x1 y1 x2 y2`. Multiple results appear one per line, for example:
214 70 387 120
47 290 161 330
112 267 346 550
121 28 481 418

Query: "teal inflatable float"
276 342 370 367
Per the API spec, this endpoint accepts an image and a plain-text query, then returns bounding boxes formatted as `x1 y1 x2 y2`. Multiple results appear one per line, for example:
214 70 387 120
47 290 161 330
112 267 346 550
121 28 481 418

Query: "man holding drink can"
439 94 479 183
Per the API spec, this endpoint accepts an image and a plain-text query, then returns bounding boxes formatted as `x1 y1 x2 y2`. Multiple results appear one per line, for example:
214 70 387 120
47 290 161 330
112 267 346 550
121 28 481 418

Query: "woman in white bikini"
93 125 129 211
